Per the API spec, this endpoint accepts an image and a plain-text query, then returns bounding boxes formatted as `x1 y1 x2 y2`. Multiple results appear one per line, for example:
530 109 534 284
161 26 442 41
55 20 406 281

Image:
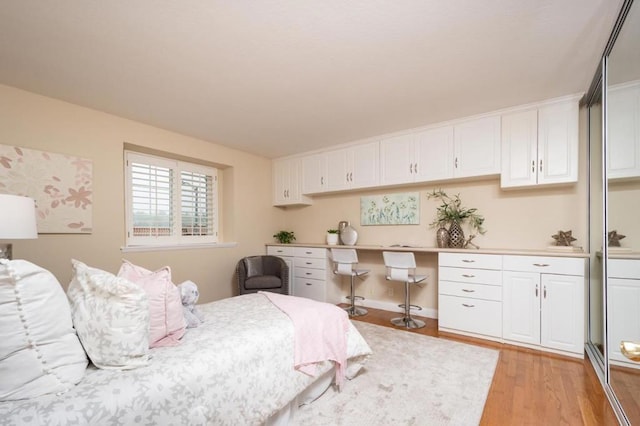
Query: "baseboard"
341 296 438 319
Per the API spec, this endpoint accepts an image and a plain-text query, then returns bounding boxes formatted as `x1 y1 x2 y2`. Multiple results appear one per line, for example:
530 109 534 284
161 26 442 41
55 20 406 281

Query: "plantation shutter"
180 168 217 238
129 158 174 238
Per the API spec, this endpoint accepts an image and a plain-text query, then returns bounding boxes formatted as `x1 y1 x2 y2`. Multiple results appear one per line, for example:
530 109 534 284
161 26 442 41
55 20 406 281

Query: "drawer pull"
306 262 312 265
462 274 475 278
306 251 313 254
535 284 539 297
462 303 475 308
305 282 313 286
277 250 283 253
533 263 549 267
306 272 312 275
462 259 475 263
462 289 475 293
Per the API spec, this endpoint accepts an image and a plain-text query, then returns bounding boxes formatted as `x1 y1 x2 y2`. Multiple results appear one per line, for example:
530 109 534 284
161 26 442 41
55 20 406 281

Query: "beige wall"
0 84 283 303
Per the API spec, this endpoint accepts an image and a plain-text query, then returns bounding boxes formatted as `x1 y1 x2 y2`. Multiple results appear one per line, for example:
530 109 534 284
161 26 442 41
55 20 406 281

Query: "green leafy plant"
427 189 486 235
327 229 340 234
273 230 296 244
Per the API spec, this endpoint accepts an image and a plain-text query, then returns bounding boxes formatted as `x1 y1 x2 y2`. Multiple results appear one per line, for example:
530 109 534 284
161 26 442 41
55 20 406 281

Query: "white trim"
121 242 237 253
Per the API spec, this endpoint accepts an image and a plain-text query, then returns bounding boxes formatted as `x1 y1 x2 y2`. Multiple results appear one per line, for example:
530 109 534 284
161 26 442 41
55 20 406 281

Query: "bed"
0 292 372 425
0 294 370 426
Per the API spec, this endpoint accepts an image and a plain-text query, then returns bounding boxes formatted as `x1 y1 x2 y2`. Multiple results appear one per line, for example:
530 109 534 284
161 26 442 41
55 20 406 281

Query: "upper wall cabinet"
608 81 640 180
302 153 327 194
501 98 579 188
325 141 380 192
380 116 500 186
302 142 379 195
273 157 311 206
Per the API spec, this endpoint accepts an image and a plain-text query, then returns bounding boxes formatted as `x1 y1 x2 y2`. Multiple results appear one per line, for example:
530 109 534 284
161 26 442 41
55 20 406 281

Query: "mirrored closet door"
586 0 640 424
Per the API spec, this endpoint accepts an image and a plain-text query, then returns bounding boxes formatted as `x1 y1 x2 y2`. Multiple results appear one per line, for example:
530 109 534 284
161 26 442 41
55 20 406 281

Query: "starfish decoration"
551 230 577 246
608 230 626 247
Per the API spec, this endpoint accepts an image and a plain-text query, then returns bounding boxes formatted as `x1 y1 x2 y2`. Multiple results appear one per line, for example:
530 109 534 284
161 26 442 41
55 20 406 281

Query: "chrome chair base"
344 305 368 317
391 316 425 329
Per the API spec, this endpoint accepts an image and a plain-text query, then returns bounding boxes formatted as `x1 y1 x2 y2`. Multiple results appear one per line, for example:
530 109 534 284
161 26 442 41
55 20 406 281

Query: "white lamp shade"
0 194 38 239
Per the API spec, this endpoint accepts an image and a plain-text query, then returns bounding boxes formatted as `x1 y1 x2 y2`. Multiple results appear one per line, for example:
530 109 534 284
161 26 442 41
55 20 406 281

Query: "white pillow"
0 259 88 401
67 259 149 370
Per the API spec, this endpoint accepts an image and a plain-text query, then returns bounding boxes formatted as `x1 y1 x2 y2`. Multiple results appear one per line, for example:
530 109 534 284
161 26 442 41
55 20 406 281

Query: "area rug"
295 321 499 425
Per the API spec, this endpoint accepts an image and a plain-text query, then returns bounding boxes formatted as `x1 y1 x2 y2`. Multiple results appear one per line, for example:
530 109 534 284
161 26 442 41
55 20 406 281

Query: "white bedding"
0 293 371 425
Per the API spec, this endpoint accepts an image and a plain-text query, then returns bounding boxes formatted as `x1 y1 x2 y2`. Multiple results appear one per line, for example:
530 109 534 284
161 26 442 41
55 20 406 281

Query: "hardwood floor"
349 306 620 425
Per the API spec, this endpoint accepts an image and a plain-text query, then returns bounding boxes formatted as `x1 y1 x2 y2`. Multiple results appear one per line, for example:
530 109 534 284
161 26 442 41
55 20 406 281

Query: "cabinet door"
608 278 640 363
414 126 454 182
537 100 579 185
454 116 501 178
301 153 327 194
325 148 350 191
294 277 326 301
540 273 584 354
503 271 540 345
500 109 538 188
608 83 640 179
273 159 289 205
380 134 415 185
350 141 380 189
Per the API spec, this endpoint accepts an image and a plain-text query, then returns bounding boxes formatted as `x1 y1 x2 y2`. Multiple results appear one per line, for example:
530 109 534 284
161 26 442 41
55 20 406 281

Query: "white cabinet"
266 245 295 295
273 158 311 206
502 255 585 356
608 81 640 179
438 253 503 340
325 142 379 191
501 98 579 188
380 116 500 186
608 259 640 366
292 247 329 302
302 153 327 194
453 116 501 178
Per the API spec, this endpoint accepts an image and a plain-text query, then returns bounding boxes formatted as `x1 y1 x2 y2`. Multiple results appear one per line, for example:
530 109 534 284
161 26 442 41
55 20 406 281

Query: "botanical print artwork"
0 144 92 233
361 192 419 225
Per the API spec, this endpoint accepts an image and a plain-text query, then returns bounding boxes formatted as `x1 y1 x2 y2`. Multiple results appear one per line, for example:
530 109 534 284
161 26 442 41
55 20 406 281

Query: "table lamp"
0 194 38 260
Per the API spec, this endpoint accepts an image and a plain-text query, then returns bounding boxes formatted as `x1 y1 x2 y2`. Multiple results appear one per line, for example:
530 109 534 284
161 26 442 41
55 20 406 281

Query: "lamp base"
0 244 12 260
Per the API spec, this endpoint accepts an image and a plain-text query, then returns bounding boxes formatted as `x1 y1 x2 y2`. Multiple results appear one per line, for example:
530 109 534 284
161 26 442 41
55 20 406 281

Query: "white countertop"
266 243 591 258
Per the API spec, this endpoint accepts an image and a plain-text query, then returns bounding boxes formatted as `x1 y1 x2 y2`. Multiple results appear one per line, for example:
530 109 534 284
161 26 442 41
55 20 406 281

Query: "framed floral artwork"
360 192 419 225
0 144 92 233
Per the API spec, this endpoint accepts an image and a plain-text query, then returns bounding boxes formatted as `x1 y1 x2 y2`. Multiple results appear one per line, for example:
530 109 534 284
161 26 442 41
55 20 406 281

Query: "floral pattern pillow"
67 259 149 369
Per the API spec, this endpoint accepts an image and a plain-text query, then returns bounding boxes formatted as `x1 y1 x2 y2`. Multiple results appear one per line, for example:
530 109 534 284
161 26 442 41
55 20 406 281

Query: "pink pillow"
117 260 186 348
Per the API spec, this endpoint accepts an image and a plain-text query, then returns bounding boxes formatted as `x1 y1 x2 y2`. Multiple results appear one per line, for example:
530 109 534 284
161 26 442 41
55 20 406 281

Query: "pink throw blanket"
259 292 349 388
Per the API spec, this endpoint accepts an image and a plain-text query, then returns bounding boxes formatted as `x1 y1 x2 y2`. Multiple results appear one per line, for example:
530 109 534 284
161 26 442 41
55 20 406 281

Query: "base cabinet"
502 256 585 356
266 245 294 295
608 259 640 366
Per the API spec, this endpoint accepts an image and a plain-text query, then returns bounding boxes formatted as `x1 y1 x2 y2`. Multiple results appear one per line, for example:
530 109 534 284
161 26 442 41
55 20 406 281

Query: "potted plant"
273 230 296 244
326 229 340 245
427 189 486 249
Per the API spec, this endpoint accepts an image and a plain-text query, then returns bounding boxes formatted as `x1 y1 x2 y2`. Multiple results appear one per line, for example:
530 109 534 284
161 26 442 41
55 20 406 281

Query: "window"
125 151 218 247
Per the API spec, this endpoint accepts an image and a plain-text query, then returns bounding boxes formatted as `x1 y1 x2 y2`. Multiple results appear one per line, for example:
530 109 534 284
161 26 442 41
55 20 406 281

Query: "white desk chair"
382 251 427 329
330 248 369 317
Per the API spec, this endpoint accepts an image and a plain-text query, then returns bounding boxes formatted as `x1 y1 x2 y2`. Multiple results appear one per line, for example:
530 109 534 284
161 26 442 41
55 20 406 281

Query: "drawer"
439 253 502 270
294 277 326 301
502 255 584 276
608 259 640 280
267 245 295 256
439 281 502 301
295 266 326 280
439 267 502 286
295 247 327 259
438 295 502 338
294 257 326 270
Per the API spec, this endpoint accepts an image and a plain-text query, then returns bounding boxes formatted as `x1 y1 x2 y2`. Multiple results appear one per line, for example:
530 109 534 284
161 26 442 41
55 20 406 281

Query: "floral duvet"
0 293 371 426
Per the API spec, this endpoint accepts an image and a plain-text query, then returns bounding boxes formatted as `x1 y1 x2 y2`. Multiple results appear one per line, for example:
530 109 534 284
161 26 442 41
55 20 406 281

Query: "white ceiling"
0 1 623 158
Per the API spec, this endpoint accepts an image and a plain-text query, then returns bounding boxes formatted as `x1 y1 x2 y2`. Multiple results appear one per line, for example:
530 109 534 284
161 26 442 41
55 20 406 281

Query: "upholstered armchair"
236 255 289 295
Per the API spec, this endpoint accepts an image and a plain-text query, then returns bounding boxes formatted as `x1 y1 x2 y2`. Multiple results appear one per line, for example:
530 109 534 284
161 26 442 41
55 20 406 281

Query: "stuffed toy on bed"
178 280 204 328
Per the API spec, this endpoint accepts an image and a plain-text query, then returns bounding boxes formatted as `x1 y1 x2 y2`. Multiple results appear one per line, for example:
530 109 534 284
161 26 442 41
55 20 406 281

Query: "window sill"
121 242 238 253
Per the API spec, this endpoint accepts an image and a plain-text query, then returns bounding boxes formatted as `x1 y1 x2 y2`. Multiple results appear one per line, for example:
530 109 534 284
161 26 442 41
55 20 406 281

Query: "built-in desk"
267 243 588 358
